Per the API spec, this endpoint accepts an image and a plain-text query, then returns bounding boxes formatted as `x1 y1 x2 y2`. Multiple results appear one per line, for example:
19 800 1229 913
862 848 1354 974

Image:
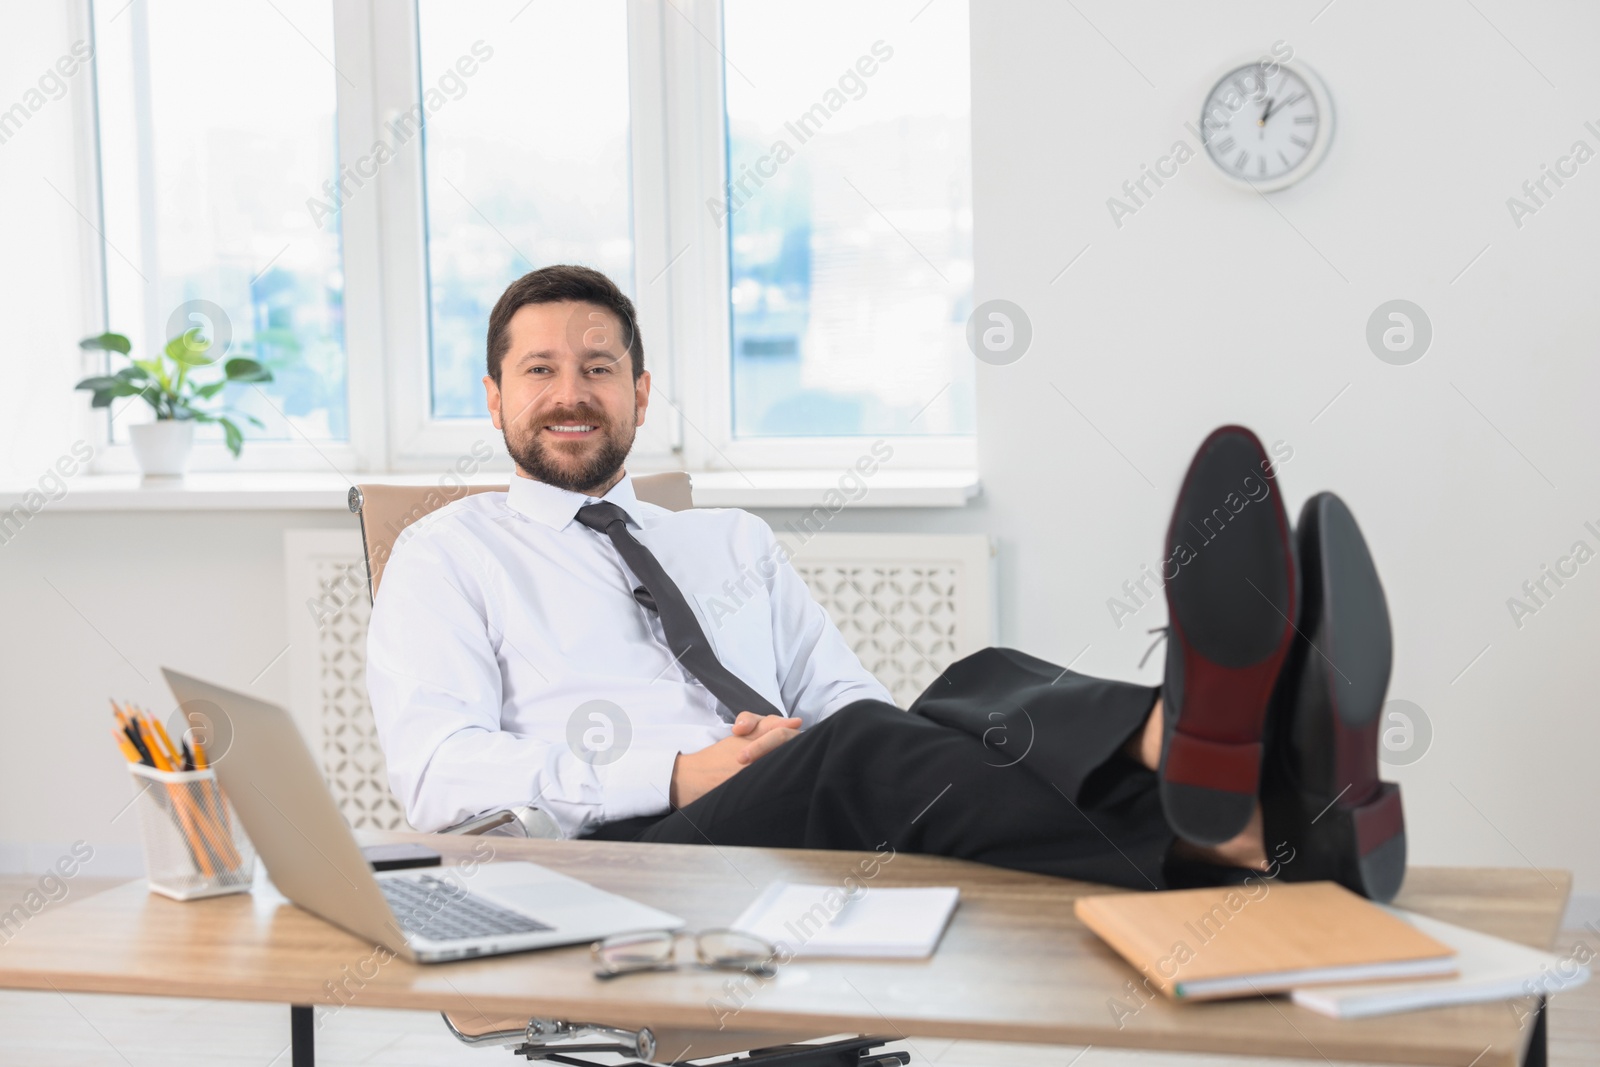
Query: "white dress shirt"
366 471 893 838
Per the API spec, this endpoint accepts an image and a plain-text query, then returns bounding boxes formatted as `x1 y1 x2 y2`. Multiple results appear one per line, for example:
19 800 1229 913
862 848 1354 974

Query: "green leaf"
217 417 244 458
79 332 132 355
87 381 149 408
133 358 164 377
114 365 151 382
223 358 272 382
74 375 122 392
165 327 214 367
194 380 230 399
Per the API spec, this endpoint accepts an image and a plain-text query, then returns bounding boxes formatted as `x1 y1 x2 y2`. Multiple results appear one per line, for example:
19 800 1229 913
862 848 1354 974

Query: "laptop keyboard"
381 874 553 942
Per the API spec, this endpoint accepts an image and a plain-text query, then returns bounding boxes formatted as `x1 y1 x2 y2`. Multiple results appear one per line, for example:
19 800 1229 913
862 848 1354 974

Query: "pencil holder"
128 764 255 900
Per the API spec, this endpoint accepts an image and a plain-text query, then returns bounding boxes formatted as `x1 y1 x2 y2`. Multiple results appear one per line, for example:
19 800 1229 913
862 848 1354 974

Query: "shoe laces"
1137 626 1168 670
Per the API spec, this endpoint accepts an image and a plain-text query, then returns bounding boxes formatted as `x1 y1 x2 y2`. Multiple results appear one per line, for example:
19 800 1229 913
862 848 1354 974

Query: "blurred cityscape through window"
723 0 973 437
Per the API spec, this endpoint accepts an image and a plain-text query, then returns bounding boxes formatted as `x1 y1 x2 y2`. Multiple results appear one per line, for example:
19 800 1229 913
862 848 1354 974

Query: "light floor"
2 879 1595 1067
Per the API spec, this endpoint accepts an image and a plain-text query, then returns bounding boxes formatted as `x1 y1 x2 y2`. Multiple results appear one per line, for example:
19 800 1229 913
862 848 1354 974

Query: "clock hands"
1202 61 1328 188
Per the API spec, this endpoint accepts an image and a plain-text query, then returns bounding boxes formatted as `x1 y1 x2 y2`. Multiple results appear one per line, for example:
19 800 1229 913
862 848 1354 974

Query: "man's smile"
542 422 599 440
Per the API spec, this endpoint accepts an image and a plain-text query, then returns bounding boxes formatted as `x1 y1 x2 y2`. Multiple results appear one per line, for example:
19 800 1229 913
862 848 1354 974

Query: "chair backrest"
349 471 694 601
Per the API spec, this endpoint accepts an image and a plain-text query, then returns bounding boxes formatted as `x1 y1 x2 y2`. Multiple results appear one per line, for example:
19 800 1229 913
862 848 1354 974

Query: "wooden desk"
0 832 1569 1067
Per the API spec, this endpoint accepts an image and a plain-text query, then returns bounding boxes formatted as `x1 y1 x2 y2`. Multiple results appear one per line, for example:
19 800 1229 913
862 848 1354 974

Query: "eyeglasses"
591 929 779 980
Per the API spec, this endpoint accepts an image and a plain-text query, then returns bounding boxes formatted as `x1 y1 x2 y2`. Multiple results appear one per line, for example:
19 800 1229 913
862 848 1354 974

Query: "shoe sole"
1270 492 1405 902
1159 426 1297 846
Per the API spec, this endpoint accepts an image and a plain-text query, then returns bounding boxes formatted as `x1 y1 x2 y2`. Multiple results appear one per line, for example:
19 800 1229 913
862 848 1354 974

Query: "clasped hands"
668 711 801 809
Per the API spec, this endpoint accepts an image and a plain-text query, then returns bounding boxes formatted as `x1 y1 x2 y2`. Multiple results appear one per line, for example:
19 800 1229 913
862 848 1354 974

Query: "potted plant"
76 329 273 477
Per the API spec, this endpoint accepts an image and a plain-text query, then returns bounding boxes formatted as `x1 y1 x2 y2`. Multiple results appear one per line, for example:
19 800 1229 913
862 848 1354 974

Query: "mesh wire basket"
128 763 255 900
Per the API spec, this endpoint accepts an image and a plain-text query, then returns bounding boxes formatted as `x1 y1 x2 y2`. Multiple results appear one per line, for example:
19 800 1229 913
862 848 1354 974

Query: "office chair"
349 475 907 1067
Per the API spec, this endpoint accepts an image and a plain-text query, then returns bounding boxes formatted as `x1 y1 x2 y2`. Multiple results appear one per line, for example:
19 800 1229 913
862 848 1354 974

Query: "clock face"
1200 61 1329 190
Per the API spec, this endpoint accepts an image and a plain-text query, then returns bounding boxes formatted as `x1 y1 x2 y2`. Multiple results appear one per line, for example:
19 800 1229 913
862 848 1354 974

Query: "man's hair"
485 264 644 384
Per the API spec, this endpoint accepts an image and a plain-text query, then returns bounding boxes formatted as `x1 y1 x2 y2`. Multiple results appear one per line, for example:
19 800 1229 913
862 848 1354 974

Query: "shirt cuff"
595 745 681 824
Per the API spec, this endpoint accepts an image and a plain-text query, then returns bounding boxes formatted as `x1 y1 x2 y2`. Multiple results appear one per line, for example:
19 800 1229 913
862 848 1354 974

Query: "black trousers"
582 647 1174 890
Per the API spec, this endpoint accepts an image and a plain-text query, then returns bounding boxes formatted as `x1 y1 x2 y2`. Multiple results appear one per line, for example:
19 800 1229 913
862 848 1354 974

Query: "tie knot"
575 500 632 533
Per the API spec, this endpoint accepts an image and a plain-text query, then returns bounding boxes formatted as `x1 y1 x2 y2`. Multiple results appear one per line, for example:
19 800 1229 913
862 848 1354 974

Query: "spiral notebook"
731 881 960 959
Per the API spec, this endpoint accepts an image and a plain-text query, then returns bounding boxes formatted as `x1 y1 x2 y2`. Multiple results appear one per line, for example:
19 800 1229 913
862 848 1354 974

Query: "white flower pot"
129 420 196 478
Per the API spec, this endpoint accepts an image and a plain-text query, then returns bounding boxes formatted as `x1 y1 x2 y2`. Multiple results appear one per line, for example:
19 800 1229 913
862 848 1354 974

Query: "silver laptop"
162 669 684 963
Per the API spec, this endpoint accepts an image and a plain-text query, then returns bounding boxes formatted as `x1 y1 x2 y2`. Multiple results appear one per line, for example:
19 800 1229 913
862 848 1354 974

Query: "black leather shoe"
1263 492 1406 903
1159 426 1298 847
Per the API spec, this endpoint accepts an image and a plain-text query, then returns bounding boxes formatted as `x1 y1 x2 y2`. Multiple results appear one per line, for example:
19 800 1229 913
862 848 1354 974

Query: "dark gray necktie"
576 501 780 722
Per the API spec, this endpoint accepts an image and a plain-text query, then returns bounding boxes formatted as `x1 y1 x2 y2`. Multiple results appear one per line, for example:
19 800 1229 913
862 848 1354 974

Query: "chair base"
441 1012 909 1066
514 1035 908 1067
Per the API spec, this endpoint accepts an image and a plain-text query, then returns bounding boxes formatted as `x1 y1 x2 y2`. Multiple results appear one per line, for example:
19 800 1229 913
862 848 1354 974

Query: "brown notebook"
1075 881 1456 1001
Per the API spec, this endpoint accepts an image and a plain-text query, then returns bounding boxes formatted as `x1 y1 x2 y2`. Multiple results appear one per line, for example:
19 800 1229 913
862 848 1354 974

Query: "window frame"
80 0 375 476
81 0 975 476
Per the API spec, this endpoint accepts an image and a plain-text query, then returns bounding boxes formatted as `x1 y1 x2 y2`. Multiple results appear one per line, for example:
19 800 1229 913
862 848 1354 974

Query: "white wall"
960 0 1600 896
4 2 1599 904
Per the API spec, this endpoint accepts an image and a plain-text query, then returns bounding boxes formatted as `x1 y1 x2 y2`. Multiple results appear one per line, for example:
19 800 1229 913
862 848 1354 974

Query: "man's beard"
503 403 635 494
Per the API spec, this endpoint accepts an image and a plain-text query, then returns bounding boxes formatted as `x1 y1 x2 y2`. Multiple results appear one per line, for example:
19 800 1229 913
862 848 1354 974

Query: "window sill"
1 469 981 512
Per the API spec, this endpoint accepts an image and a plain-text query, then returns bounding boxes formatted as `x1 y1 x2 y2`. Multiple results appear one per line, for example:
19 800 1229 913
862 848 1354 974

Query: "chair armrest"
438 805 562 839
441 809 520 835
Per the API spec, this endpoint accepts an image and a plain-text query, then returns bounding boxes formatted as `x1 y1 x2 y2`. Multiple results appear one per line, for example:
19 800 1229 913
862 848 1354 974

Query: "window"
84 1 975 474
723 0 974 438
416 0 633 421
94 0 348 462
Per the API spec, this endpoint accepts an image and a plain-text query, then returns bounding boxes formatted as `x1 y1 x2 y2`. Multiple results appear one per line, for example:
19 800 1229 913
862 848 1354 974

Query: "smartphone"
361 842 442 872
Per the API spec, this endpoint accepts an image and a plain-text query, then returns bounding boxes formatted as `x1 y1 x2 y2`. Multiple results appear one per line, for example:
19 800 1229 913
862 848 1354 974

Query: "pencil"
134 713 224 877
123 721 155 766
142 711 180 767
113 729 142 765
186 737 238 853
144 710 241 870
149 731 217 876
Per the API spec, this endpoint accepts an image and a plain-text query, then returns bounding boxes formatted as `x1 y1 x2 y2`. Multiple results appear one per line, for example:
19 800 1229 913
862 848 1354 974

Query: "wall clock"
1200 58 1333 191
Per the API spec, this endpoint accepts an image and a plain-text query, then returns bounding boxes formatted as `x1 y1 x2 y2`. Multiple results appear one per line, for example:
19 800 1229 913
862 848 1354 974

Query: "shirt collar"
505 469 642 532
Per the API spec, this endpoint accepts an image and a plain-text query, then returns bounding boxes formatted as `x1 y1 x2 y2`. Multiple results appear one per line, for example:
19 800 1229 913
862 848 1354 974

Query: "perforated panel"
794 563 964 708
305 557 407 831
